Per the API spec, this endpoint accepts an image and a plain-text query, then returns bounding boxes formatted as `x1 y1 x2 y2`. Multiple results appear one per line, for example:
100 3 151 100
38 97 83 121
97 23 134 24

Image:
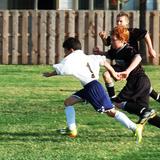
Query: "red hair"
111 25 129 43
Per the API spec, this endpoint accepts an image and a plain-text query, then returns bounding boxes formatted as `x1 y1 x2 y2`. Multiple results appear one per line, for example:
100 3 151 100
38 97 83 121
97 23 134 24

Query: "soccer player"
98 11 160 103
43 37 143 143
103 25 160 129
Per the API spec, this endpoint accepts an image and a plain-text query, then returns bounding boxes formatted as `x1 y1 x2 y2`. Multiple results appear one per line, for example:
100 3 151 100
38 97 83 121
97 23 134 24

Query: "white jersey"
53 50 106 86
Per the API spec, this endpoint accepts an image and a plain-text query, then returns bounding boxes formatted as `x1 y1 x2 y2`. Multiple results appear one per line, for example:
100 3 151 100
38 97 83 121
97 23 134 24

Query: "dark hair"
63 37 82 50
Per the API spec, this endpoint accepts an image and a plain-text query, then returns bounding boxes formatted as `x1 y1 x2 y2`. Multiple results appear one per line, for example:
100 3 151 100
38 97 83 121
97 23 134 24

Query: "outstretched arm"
99 31 111 46
102 60 120 81
145 32 157 58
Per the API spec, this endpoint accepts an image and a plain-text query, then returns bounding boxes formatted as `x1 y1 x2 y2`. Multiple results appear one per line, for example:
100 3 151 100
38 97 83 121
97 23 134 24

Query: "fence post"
31 11 38 64
22 11 29 64
48 11 56 64
152 11 160 65
39 11 47 64
2 11 9 64
11 10 19 64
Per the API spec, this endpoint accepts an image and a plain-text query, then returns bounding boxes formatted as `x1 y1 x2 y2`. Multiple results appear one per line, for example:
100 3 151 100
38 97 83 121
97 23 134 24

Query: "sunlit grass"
0 65 159 159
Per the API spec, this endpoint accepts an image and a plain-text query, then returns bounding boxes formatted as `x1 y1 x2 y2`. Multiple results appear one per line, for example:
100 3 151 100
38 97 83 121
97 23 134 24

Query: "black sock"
148 115 160 128
150 89 160 102
123 102 145 116
105 83 116 98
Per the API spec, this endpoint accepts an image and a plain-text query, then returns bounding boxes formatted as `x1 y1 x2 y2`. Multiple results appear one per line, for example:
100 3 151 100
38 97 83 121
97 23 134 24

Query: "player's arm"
43 70 58 77
145 32 156 58
99 31 111 46
118 54 142 80
101 60 120 81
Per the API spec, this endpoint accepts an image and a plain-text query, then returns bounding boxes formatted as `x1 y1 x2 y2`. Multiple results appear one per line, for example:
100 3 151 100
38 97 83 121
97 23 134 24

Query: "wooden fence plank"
67 11 75 37
146 11 151 62
30 11 38 64
39 11 47 64
104 10 112 51
0 10 160 65
130 11 139 28
152 11 159 65
2 11 9 64
77 11 86 51
11 11 19 64
87 11 95 54
56 11 65 62
96 11 104 51
21 11 29 64
112 11 117 27
48 11 56 64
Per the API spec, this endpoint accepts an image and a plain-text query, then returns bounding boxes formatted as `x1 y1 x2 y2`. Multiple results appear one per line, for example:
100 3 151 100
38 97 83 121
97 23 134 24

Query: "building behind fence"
0 10 160 65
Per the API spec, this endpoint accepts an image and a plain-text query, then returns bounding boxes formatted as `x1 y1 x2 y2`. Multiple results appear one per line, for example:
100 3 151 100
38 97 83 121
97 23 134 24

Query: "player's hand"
117 71 130 80
99 31 107 40
42 72 51 77
93 46 103 55
148 48 156 58
112 72 121 81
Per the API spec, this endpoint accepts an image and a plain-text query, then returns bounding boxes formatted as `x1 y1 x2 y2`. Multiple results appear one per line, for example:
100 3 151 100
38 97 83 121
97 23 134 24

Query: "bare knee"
64 96 82 106
102 71 112 83
64 98 71 106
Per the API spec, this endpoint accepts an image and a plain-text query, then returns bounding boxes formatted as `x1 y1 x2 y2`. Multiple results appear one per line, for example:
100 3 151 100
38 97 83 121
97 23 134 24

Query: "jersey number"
87 62 95 78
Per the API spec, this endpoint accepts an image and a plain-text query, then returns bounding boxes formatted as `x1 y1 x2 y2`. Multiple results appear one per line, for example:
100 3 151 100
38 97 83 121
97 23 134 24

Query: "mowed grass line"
0 65 160 160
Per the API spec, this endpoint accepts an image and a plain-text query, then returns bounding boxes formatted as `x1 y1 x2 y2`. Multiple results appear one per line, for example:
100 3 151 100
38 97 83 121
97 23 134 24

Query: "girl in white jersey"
43 37 143 143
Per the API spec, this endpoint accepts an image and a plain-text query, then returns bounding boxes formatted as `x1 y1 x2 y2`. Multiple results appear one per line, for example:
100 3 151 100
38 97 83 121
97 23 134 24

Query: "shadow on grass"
0 130 68 143
0 129 133 143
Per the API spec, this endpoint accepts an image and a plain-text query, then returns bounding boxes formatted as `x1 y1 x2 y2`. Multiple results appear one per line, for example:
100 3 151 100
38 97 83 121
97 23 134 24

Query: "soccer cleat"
135 124 144 143
138 109 157 125
59 127 77 138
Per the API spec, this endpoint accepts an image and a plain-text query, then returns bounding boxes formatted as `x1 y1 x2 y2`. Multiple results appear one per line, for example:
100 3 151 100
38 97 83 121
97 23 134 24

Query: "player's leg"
149 87 160 103
102 70 116 99
123 102 156 125
116 74 156 125
118 101 160 128
60 91 84 137
105 108 143 143
106 108 137 131
85 80 143 143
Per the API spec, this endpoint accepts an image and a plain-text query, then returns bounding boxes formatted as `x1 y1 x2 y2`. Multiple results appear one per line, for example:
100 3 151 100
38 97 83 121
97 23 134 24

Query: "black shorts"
117 73 151 108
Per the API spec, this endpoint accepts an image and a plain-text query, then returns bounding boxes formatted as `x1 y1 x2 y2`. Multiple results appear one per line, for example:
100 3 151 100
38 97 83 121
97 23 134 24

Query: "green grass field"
0 65 160 160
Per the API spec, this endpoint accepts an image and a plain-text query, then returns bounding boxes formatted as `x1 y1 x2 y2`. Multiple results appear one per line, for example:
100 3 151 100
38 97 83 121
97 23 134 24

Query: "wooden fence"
0 10 160 65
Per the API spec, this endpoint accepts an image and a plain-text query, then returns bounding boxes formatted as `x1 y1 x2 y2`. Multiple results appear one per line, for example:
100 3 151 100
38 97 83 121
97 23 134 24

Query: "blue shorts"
73 80 113 113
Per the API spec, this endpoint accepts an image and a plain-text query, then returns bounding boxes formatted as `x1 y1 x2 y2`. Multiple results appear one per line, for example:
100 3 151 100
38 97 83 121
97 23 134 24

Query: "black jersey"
105 28 147 51
105 44 144 77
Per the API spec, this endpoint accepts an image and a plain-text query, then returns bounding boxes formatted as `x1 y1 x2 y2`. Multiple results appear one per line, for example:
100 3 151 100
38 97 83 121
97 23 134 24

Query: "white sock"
115 111 136 131
65 106 76 130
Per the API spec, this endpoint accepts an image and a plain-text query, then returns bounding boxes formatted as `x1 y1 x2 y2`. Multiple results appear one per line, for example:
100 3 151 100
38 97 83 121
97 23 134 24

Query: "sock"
115 111 136 131
124 102 145 116
65 106 76 130
150 88 160 102
148 115 160 128
105 82 116 98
